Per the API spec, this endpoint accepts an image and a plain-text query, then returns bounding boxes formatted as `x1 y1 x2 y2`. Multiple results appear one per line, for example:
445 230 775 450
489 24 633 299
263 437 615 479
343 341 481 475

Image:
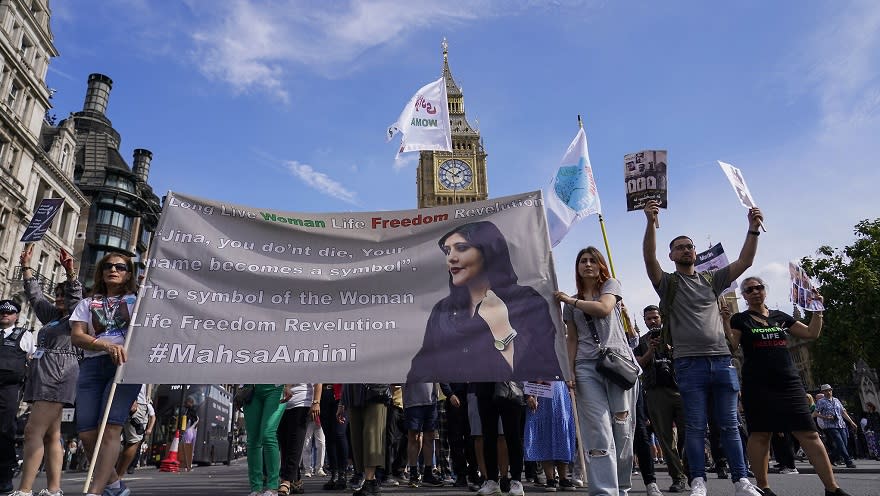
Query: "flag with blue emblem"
545 126 601 247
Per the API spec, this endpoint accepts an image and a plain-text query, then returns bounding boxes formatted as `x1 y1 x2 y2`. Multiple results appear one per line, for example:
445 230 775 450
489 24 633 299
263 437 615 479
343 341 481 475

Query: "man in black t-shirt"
636 305 688 493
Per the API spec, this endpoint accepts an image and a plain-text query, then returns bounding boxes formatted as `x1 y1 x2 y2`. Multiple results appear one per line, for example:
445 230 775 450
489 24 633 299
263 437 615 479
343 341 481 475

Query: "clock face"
437 159 473 190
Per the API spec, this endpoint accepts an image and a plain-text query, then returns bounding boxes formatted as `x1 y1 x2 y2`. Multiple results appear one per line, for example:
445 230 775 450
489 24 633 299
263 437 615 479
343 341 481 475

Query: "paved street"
15 459 880 496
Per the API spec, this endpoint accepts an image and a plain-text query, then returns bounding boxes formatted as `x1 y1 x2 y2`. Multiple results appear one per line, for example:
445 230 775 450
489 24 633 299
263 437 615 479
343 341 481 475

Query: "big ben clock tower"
417 39 488 208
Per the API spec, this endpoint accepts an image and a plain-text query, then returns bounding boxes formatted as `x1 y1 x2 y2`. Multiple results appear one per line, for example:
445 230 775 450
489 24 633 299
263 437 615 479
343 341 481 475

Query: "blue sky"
47 1 879 329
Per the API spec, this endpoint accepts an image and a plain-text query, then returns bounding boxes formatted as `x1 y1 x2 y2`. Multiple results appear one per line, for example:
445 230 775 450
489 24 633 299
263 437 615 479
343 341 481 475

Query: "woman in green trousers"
244 384 290 496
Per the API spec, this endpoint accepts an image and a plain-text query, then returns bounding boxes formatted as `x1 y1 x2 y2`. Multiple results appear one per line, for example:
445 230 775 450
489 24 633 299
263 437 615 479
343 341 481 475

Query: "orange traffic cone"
159 430 181 472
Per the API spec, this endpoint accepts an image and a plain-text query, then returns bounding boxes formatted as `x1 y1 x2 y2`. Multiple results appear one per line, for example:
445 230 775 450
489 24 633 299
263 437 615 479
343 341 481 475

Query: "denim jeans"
75 355 141 432
575 359 637 496
673 355 746 482
824 427 853 464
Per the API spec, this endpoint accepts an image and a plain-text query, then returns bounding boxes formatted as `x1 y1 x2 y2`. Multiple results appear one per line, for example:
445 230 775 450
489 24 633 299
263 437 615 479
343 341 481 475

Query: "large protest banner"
119 191 568 384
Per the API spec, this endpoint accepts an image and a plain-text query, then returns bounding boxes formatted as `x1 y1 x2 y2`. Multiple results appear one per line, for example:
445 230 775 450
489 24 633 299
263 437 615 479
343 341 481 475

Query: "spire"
441 37 462 97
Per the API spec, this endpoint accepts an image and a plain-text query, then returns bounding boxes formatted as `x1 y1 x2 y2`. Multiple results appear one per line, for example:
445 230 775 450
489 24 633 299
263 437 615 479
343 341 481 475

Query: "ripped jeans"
575 359 637 496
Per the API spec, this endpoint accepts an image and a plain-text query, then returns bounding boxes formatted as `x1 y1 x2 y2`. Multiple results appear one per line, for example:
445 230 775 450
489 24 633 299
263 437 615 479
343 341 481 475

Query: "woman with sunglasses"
11 245 81 496
727 276 848 496
70 253 142 496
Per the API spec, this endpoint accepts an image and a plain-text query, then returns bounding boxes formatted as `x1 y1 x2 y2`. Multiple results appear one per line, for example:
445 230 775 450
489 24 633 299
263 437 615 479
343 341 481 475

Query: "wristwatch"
494 329 518 351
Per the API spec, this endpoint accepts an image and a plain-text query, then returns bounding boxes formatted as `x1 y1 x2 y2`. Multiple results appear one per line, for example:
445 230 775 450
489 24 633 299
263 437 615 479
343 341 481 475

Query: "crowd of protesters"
1 202 875 496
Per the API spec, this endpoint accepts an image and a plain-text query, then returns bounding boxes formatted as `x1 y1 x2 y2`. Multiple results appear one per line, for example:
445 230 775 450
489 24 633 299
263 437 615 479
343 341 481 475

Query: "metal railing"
11 265 56 298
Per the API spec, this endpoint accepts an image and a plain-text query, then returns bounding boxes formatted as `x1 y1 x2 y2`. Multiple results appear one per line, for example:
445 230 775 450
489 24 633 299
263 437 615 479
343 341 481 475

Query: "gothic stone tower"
416 40 488 208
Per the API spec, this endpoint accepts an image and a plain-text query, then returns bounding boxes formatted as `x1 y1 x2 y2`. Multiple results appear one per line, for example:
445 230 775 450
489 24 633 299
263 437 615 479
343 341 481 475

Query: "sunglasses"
102 262 129 272
743 284 765 294
0 310 16 315
673 243 695 252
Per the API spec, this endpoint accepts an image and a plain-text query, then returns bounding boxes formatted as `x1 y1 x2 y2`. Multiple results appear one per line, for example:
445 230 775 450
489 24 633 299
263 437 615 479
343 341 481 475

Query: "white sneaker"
647 482 663 496
734 478 762 496
37 491 62 496
690 477 707 496
10 491 34 496
509 480 525 496
316 468 328 477
477 479 503 496
779 468 799 475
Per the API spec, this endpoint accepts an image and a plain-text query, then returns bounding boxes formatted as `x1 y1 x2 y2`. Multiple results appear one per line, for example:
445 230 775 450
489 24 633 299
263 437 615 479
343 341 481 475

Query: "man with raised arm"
641 199 763 496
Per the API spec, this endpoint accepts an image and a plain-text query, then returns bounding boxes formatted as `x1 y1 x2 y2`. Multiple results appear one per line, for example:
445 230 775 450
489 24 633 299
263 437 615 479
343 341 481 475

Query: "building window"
36 252 48 277
96 233 129 250
59 143 70 170
104 173 135 193
0 210 8 251
56 204 71 239
96 209 133 231
7 82 20 110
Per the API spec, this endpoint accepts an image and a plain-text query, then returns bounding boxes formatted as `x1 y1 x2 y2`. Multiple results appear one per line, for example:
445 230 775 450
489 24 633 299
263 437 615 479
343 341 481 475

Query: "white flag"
545 127 601 247
386 77 451 159
718 161 757 208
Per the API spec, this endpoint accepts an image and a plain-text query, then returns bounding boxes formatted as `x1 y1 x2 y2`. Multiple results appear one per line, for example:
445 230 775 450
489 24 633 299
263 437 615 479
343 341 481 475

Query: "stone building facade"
0 0 87 327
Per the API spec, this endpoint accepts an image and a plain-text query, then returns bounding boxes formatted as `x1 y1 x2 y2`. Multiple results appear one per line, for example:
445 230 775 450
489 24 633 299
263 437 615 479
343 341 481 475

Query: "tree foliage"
801 219 880 385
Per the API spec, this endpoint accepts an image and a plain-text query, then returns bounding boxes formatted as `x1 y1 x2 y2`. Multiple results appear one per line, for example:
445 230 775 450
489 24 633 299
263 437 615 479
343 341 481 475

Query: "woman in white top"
70 253 142 496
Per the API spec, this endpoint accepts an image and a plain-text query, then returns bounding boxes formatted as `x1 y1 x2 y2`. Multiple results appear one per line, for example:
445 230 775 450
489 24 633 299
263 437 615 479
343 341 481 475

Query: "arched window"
60 143 70 170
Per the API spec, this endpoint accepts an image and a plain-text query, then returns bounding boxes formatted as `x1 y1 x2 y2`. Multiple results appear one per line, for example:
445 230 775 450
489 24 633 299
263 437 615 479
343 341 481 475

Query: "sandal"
278 480 291 496
291 480 305 494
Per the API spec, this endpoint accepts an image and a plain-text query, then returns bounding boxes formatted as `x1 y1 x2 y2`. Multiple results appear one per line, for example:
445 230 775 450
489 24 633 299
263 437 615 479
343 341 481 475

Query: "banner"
20 198 64 242
696 243 736 295
119 191 568 384
788 261 825 312
386 77 452 158
545 127 601 247
624 150 667 211
718 161 757 208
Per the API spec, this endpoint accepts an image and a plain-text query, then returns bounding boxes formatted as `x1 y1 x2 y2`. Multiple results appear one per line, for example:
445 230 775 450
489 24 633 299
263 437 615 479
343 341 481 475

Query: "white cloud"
185 0 560 101
284 160 358 205
799 0 880 140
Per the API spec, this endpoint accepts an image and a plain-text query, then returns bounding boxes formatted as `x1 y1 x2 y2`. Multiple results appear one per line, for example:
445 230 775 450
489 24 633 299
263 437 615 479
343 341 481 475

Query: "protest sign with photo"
20 198 65 242
119 191 568 384
624 150 667 211
788 261 825 312
696 243 736 295
718 161 757 208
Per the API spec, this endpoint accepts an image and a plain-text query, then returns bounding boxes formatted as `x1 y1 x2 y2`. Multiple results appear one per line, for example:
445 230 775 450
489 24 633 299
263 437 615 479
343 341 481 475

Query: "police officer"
0 299 35 492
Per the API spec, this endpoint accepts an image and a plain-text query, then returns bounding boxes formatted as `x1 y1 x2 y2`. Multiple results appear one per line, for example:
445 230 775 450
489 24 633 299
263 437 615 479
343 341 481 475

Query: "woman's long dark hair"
92 252 138 296
574 246 611 299
438 221 518 310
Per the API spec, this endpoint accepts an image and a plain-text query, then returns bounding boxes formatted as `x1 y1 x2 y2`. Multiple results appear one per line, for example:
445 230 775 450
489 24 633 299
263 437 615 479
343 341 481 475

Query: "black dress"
730 309 813 432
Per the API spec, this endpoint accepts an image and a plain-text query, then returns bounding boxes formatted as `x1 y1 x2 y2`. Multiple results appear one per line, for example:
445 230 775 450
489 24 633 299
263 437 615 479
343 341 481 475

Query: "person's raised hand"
60 248 75 274
748 207 764 231
19 243 34 267
644 200 660 227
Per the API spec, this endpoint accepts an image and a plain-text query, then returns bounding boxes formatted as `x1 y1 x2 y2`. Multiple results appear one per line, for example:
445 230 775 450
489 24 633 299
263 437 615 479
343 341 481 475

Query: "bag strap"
582 312 604 350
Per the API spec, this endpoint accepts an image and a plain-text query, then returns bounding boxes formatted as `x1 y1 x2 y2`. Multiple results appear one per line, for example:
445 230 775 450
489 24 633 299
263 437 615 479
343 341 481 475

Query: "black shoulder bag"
585 313 639 390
